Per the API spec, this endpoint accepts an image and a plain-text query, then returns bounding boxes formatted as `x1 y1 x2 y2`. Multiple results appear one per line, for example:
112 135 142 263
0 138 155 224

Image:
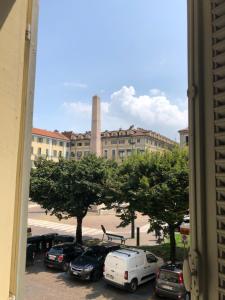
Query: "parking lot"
25 255 158 300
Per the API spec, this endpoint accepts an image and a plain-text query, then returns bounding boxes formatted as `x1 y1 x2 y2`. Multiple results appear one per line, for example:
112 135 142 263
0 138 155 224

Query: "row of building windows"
31 147 69 158
70 141 90 147
32 136 69 147
102 138 164 147
69 149 145 160
69 138 164 147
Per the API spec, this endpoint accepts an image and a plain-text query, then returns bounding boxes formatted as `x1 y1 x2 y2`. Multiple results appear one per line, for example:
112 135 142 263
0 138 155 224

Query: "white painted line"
28 204 40 208
28 218 102 236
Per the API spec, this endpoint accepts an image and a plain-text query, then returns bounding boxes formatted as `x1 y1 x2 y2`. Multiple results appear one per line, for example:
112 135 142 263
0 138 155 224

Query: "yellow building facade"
63 127 176 162
0 0 38 299
31 128 70 167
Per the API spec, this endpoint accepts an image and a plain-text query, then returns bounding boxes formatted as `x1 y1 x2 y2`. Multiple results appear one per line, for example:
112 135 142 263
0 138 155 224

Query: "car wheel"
128 279 138 293
62 262 69 272
91 270 101 282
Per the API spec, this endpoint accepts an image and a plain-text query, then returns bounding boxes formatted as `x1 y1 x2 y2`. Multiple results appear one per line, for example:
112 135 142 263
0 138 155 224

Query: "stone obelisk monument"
90 95 101 156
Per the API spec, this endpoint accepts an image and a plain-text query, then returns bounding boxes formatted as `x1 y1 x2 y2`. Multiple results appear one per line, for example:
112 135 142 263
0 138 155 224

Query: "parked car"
69 243 120 281
104 248 164 292
26 244 35 266
155 262 190 299
53 234 75 245
41 233 58 252
27 235 43 253
44 242 84 271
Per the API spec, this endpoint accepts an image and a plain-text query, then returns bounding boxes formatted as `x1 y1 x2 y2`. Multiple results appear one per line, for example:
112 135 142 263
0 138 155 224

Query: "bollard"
136 227 140 247
131 218 135 238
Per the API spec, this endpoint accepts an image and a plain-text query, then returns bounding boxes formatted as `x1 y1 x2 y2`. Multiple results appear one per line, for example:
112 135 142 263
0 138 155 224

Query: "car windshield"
82 249 102 259
159 270 180 283
48 247 63 255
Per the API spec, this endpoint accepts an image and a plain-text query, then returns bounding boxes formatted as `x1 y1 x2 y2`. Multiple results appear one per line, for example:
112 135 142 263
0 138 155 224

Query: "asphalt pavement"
25 254 158 300
25 203 160 300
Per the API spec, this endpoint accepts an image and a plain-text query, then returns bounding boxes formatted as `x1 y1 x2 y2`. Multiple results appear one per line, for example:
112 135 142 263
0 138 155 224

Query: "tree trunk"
169 225 176 263
76 216 83 244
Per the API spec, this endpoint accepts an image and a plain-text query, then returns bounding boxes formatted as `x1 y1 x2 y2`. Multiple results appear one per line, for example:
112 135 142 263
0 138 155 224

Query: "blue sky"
33 0 187 140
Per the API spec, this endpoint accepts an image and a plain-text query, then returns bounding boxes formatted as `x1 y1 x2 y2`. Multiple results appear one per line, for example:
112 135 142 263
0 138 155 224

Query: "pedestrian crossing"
28 218 103 236
28 204 40 209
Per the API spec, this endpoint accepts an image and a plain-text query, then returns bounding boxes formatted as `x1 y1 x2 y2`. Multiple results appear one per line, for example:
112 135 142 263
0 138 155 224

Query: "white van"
103 248 164 292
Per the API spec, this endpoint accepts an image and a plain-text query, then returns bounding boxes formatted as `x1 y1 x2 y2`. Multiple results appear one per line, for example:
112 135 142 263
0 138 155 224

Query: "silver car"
155 262 190 300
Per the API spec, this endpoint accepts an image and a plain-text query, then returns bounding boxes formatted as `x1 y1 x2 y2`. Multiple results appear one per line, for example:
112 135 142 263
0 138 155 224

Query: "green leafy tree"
30 155 112 244
106 147 189 262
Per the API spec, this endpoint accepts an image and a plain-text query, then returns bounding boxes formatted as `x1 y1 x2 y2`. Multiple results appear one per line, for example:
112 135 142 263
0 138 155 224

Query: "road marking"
28 218 103 236
28 203 41 209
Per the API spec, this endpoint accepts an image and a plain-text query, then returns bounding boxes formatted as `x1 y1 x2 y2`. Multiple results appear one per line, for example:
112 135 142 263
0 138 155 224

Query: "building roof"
32 128 69 141
63 127 177 145
178 127 189 133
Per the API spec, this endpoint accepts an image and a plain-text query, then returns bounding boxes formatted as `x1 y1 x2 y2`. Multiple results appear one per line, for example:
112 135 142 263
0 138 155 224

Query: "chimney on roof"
90 95 101 156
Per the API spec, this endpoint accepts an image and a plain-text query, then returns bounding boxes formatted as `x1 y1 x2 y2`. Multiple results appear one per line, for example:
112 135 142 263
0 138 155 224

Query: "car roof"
109 248 146 258
52 242 76 249
160 262 183 273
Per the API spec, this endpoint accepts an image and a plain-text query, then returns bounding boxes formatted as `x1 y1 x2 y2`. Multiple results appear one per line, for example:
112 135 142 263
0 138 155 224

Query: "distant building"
31 128 70 167
31 126 176 166
178 127 189 148
63 126 176 162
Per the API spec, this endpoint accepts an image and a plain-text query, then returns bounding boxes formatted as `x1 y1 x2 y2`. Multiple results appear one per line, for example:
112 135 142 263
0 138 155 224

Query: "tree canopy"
30 154 114 244
105 147 189 262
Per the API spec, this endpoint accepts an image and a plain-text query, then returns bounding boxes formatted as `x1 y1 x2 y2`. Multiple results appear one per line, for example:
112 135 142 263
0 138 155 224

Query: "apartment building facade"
31 128 70 167
63 126 176 162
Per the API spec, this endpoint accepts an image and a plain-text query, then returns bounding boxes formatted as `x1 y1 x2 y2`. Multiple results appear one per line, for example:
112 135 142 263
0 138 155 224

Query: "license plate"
161 284 173 290
106 274 114 279
48 255 56 261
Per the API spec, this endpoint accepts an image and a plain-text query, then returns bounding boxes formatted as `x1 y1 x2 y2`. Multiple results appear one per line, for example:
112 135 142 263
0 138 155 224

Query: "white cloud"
63 82 88 89
63 101 109 114
63 102 91 113
63 86 188 139
149 89 165 97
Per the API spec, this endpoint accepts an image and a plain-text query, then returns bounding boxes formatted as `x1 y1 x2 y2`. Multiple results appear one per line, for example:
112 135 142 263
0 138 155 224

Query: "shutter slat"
215 118 225 125
214 65 225 76
215 105 225 113
213 53 225 65
212 2 225 16
211 0 224 4
217 201 225 208
215 146 225 151
213 27 225 40
218 243 225 250
213 40 225 52
215 132 225 138
214 91 225 101
213 14 225 28
214 78 225 89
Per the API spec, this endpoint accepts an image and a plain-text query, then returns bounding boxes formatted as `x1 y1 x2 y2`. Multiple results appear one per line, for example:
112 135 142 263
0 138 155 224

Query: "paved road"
28 203 157 246
25 255 159 300
25 203 162 300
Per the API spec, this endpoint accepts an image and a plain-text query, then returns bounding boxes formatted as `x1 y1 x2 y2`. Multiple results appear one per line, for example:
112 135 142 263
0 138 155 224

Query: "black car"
44 242 84 272
69 243 120 281
26 244 35 266
41 233 58 252
155 262 190 300
27 235 43 253
53 234 75 245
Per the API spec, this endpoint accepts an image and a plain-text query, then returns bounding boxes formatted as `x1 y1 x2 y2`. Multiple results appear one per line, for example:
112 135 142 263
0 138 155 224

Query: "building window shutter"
212 1 225 298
